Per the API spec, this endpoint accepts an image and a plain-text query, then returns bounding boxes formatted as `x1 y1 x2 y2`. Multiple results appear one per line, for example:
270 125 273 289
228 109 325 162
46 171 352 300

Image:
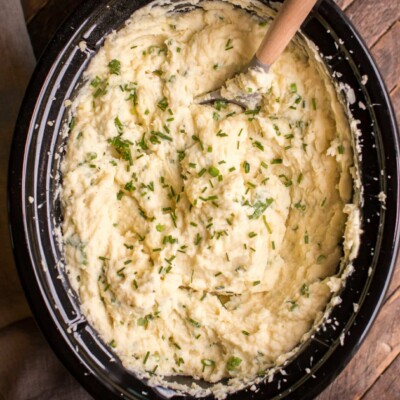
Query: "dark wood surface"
20 0 400 399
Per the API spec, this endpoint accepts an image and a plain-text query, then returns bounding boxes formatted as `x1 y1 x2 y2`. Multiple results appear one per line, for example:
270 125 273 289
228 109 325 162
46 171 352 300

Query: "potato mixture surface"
61 0 359 392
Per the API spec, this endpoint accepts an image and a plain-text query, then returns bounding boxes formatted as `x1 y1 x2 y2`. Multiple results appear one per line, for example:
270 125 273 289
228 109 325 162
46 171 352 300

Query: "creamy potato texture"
61 0 359 391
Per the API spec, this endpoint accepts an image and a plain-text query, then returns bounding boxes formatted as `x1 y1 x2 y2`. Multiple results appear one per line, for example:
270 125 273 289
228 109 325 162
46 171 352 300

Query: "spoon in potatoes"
197 0 318 108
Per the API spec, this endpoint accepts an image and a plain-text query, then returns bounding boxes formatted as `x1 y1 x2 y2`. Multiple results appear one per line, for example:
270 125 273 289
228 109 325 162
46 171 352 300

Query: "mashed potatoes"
61 0 360 394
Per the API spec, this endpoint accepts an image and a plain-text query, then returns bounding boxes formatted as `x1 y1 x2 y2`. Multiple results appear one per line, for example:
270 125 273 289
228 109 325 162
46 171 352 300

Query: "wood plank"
334 0 356 10
362 354 400 400
345 0 400 47
392 85 400 127
316 288 400 399
21 0 49 22
27 0 82 57
386 255 400 302
371 22 400 92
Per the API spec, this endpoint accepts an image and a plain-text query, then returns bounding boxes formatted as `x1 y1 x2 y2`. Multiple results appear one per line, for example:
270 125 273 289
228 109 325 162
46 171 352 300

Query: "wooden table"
18 0 400 399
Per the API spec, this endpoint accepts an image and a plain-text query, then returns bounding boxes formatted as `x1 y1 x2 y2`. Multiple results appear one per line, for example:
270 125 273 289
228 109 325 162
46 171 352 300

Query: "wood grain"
21 0 49 22
346 0 400 47
317 289 400 399
371 22 400 93
392 85 400 128
363 354 400 400
334 0 356 10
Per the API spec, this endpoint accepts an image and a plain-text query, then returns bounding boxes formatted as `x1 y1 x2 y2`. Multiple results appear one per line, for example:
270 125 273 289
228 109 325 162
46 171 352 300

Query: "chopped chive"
201 359 216 372
157 97 168 111
108 59 121 75
271 158 282 164
208 165 220 177
297 173 303 184
194 233 202 245
287 300 298 311
253 141 264 151
312 97 317 110
143 351 150 364
156 224 165 232
253 280 260 286
188 318 201 328
225 38 234 51
226 356 242 372
300 283 310 297
198 168 207 177
290 83 297 93
216 129 228 137
262 215 272 233
243 161 250 173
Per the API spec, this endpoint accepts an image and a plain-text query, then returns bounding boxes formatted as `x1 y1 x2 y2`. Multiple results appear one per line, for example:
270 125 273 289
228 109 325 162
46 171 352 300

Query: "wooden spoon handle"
256 0 318 66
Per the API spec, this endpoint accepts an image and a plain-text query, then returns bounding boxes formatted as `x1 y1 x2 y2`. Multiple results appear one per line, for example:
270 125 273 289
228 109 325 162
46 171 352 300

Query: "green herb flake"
188 318 201 328
201 359 216 372
262 215 272 233
114 116 123 134
194 233 202 246
297 173 303 184
225 38 234 51
156 223 165 232
312 97 317 110
226 356 242 372
124 180 136 192
216 129 228 137
271 158 282 165
208 165 220 177
198 168 207 177
243 161 250 174
116 190 124 200
290 83 297 93
248 198 274 220
143 351 150 365
300 283 310 297
287 300 298 311
108 136 133 165
253 141 264 151
157 97 168 111
108 59 121 75
279 174 292 187
91 76 108 98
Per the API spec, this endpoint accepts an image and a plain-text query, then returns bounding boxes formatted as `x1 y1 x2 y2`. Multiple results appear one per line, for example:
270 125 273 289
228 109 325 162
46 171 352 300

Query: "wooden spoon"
197 0 318 108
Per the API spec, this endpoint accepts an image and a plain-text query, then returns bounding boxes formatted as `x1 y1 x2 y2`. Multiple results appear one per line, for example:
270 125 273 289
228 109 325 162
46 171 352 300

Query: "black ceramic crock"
8 0 400 399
